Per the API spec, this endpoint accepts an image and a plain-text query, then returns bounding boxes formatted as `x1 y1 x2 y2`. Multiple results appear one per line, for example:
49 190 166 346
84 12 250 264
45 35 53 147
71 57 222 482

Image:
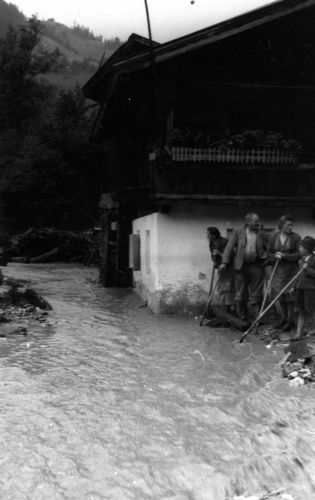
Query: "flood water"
0 264 315 500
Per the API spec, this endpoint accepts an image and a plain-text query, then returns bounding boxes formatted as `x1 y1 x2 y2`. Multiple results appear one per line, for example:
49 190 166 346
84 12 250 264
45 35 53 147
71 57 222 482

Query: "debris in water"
232 489 294 499
281 338 315 385
193 350 205 363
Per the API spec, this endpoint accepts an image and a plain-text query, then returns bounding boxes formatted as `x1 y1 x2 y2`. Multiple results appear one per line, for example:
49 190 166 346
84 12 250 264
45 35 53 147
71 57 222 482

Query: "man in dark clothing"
220 213 267 320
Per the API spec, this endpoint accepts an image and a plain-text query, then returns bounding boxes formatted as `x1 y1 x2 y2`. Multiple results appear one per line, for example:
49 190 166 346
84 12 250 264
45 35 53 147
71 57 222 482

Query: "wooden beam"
151 194 315 206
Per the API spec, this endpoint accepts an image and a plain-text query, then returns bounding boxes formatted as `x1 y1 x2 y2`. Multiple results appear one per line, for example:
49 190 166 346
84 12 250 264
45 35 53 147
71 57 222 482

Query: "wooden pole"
239 266 304 343
143 0 161 137
258 259 279 317
200 268 219 326
208 264 216 295
144 0 153 44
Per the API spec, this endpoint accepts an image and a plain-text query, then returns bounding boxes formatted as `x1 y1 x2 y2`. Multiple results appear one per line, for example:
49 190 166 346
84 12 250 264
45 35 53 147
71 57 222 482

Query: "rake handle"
239 266 304 343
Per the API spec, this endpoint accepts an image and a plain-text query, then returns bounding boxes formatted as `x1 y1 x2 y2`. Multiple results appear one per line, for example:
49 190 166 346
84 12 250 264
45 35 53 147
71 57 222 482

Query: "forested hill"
0 0 122 87
0 0 25 35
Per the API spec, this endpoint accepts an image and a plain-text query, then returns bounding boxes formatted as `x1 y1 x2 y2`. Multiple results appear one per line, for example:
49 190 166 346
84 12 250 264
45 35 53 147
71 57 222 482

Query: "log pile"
6 227 99 264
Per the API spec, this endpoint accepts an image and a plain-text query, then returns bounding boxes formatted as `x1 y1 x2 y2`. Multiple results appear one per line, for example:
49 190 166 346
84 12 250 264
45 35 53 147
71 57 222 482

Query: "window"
129 233 140 271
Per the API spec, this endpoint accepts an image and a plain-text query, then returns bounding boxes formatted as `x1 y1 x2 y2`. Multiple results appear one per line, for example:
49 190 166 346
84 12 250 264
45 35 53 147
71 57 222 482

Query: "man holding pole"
220 213 267 321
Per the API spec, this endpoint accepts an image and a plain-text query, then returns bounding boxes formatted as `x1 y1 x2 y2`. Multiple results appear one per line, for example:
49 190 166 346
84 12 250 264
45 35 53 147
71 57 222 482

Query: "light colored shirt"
279 233 287 246
244 227 258 263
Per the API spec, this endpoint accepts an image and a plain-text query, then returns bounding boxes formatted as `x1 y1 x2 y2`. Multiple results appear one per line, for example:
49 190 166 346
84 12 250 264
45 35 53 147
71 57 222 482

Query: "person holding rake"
267 214 301 332
292 236 315 340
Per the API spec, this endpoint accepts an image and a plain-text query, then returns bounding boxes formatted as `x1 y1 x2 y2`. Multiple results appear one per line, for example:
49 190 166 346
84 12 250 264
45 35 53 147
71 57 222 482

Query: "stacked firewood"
5 227 98 264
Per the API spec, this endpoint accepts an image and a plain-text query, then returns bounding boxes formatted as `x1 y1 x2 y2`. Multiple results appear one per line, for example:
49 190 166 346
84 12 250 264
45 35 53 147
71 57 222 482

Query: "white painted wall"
132 203 315 314
132 213 159 302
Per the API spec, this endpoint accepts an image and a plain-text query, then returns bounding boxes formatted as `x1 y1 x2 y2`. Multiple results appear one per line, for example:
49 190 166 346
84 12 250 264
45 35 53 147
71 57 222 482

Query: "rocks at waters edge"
282 357 315 386
239 323 315 387
233 493 294 499
280 337 315 386
0 324 27 337
0 275 52 338
206 318 315 388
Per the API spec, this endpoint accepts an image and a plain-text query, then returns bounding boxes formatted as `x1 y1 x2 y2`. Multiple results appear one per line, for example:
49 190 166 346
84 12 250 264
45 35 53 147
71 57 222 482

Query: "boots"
274 303 294 331
282 303 294 332
251 303 261 334
274 303 287 329
235 301 247 321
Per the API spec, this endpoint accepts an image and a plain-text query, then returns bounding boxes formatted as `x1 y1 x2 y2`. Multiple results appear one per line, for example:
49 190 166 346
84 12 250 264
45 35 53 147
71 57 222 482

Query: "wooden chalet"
83 0 315 314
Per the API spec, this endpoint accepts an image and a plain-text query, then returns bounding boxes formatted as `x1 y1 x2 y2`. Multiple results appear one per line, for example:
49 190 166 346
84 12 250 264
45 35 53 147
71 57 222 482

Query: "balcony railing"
171 147 298 165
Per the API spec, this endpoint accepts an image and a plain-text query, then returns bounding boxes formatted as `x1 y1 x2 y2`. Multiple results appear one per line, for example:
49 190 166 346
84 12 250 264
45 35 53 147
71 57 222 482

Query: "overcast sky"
12 0 275 42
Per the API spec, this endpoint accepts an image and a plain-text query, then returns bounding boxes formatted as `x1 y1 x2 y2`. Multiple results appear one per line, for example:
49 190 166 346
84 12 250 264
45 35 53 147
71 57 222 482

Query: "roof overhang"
83 0 315 101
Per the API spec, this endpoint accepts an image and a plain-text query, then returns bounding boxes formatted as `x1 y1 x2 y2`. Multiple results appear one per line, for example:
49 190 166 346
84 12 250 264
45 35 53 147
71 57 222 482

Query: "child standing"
293 236 315 340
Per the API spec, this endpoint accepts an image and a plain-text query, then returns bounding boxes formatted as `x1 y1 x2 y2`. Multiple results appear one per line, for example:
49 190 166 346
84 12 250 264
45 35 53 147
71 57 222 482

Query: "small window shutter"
129 234 141 271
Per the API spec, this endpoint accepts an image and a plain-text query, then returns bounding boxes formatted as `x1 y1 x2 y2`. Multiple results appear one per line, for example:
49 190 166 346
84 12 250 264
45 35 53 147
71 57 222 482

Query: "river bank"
0 263 314 500
0 270 52 339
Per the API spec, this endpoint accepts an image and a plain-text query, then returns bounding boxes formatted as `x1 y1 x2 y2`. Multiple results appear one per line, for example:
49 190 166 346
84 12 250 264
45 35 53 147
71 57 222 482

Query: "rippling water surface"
1 263 315 500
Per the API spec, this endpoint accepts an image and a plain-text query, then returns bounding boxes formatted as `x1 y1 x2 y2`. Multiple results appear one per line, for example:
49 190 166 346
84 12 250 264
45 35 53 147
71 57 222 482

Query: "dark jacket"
209 236 227 268
222 227 267 271
267 231 301 263
298 254 315 290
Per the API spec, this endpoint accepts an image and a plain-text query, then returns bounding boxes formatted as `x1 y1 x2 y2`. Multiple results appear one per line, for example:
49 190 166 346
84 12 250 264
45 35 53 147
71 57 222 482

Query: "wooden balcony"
171 147 298 167
151 148 315 202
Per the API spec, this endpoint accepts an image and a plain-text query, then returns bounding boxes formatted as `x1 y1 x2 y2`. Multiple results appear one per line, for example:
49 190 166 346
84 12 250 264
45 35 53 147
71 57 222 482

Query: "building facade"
83 0 315 313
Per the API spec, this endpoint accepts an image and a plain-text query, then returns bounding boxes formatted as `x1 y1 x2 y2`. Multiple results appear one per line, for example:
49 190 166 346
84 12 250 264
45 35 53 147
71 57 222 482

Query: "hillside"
0 0 25 36
0 0 122 88
40 20 116 88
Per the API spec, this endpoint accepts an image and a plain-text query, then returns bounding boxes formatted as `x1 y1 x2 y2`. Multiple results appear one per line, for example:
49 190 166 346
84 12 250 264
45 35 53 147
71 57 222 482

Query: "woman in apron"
267 214 301 331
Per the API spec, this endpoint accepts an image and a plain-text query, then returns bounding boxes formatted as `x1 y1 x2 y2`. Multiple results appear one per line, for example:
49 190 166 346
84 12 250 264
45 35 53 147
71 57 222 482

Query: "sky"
12 0 275 42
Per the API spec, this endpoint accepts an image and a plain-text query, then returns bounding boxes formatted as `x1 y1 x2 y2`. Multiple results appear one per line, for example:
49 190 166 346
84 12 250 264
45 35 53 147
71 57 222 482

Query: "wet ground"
0 263 315 500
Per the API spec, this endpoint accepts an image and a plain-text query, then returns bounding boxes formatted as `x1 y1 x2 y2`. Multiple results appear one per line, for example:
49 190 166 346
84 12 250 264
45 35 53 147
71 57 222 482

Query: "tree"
0 20 108 231
0 86 107 229
33 86 107 227
0 17 60 132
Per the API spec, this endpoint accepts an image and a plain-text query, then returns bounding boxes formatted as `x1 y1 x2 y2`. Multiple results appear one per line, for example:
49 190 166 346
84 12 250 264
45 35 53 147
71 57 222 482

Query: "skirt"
212 267 234 307
270 262 298 303
295 289 315 313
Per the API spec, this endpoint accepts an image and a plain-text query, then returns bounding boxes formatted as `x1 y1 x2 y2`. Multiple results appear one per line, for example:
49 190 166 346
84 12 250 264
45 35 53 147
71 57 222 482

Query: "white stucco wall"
132 213 159 306
132 203 315 314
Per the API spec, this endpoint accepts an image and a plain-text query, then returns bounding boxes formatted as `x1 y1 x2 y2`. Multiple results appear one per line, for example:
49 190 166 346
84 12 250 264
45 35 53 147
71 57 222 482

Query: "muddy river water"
0 264 315 500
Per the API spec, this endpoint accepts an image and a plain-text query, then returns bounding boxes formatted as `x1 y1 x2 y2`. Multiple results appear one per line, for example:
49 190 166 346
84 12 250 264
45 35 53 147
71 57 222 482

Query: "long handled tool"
239 266 304 343
253 260 279 335
209 264 216 295
258 259 279 318
200 267 219 326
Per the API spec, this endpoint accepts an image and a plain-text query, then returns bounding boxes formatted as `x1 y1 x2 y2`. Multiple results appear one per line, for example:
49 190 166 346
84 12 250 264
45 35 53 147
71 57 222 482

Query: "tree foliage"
0 19 107 232
0 17 60 131
0 0 25 37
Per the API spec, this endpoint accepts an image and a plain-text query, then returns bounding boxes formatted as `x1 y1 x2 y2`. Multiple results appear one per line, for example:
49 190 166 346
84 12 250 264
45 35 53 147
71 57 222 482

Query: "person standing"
220 213 267 320
267 214 301 331
293 236 315 340
207 227 226 267
206 227 234 310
